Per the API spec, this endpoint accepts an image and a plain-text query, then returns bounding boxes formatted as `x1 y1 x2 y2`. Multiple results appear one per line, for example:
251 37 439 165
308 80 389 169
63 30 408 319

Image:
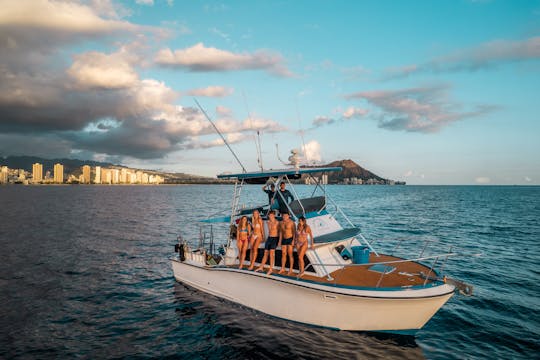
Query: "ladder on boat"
228 179 244 246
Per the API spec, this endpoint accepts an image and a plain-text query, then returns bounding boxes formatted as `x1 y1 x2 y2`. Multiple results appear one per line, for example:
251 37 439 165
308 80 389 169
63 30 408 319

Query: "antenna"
242 92 264 171
296 99 309 164
194 99 247 173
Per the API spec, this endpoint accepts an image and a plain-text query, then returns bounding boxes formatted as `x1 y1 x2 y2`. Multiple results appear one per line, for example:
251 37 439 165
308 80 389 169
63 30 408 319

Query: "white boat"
171 166 472 335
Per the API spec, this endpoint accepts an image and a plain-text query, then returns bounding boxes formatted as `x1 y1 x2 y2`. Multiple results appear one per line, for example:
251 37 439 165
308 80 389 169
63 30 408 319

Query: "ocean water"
0 185 538 359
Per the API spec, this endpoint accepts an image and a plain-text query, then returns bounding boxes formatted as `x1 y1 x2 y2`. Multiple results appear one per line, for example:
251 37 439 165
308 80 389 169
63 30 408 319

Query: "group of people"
235 182 314 277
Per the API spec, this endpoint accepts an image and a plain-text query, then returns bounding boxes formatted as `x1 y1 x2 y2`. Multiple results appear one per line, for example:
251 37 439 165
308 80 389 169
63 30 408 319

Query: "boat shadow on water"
172 283 425 360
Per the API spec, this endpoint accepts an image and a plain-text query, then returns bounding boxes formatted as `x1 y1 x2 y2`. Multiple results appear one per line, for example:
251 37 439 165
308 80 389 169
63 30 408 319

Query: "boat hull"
171 259 454 333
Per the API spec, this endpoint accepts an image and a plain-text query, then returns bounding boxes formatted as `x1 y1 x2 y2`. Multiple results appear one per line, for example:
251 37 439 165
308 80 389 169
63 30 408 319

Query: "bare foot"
266 268 273 275
287 270 293 276
238 265 243 270
278 269 284 274
298 272 305 277
247 266 254 270
254 267 263 273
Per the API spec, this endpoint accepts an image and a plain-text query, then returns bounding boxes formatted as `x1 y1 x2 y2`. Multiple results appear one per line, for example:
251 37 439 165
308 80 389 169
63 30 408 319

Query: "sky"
0 0 539 184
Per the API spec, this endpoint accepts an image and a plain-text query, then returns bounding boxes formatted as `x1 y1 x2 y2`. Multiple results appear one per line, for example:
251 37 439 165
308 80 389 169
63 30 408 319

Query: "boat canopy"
217 167 342 180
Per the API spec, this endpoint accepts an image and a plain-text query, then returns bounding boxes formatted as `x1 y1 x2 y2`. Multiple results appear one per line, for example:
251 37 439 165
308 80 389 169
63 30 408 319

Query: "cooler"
352 246 370 264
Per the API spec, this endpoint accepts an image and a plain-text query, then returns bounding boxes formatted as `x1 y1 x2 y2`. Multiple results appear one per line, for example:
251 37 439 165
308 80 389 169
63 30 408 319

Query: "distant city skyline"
0 0 539 185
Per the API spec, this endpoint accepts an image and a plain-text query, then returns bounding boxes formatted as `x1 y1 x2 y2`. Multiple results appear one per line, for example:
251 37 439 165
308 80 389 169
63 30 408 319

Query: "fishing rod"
194 99 247 173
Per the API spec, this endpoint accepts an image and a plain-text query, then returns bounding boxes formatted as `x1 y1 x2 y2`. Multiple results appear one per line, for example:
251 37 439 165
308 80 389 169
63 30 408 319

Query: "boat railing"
306 252 460 289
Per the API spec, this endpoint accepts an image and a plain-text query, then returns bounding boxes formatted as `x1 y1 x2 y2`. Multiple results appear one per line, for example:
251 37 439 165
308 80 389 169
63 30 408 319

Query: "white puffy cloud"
67 51 139 89
155 42 294 77
342 106 369 119
187 86 234 97
0 0 139 39
302 140 322 163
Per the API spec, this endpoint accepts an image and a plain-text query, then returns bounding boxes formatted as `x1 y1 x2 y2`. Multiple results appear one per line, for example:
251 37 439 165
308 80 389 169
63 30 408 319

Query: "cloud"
312 116 336 127
475 176 491 184
216 105 233 117
136 0 154 5
187 86 234 97
154 42 294 77
302 140 322 163
310 106 368 129
342 106 369 119
0 0 141 45
404 170 413 177
67 50 140 89
386 36 540 78
186 132 249 149
0 1 288 160
345 85 497 133
525 176 532 182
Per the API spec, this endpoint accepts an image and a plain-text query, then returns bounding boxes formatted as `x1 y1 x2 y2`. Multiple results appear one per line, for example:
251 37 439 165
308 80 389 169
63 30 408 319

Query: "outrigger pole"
194 99 247 173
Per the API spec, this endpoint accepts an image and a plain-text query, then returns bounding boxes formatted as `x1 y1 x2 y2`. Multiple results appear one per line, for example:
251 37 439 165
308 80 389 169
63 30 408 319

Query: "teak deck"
227 252 436 289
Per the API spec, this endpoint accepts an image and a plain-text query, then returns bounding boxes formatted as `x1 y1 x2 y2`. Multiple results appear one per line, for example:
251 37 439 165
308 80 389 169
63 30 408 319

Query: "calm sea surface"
0 185 538 359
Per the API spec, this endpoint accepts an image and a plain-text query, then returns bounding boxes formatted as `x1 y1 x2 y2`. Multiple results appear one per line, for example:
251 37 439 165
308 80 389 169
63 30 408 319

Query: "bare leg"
287 246 294 275
267 250 275 275
298 245 307 276
238 243 247 269
255 249 268 272
279 246 287 274
248 238 261 270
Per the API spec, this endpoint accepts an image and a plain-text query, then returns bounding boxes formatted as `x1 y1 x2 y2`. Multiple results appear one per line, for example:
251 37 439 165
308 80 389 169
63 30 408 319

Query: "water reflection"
172 283 425 360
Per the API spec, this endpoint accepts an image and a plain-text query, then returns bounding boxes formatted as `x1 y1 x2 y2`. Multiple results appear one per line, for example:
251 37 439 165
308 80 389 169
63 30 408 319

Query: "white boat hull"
171 259 454 333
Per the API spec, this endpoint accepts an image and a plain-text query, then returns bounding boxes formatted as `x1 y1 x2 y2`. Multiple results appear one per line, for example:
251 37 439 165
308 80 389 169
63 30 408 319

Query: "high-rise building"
112 169 119 184
136 171 143 184
82 165 91 184
32 163 43 183
95 166 101 184
54 163 64 183
0 166 8 184
120 168 128 184
105 169 112 184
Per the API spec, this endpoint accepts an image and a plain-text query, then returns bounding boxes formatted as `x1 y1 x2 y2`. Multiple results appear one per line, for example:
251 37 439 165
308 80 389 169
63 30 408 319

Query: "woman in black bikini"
237 216 251 269
296 216 313 276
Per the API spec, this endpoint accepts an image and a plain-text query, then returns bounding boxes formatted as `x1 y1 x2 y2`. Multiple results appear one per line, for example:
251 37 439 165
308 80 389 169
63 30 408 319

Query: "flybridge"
216 167 342 180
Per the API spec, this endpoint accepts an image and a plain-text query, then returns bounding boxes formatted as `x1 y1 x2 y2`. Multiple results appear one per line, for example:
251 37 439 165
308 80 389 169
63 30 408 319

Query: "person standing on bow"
255 211 280 275
295 216 314 277
236 216 251 270
248 209 264 270
276 182 294 214
278 212 296 276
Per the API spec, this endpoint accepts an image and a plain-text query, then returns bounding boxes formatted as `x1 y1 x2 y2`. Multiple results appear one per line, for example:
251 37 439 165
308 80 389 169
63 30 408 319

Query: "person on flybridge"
276 182 294 214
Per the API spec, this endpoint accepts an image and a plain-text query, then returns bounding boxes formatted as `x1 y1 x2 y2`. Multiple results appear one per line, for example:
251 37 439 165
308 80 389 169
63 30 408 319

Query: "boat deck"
230 252 437 289
301 254 435 288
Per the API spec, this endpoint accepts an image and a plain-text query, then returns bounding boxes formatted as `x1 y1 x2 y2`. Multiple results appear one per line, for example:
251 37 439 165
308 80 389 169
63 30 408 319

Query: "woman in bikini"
248 209 264 270
236 216 251 270
296 216 314 276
